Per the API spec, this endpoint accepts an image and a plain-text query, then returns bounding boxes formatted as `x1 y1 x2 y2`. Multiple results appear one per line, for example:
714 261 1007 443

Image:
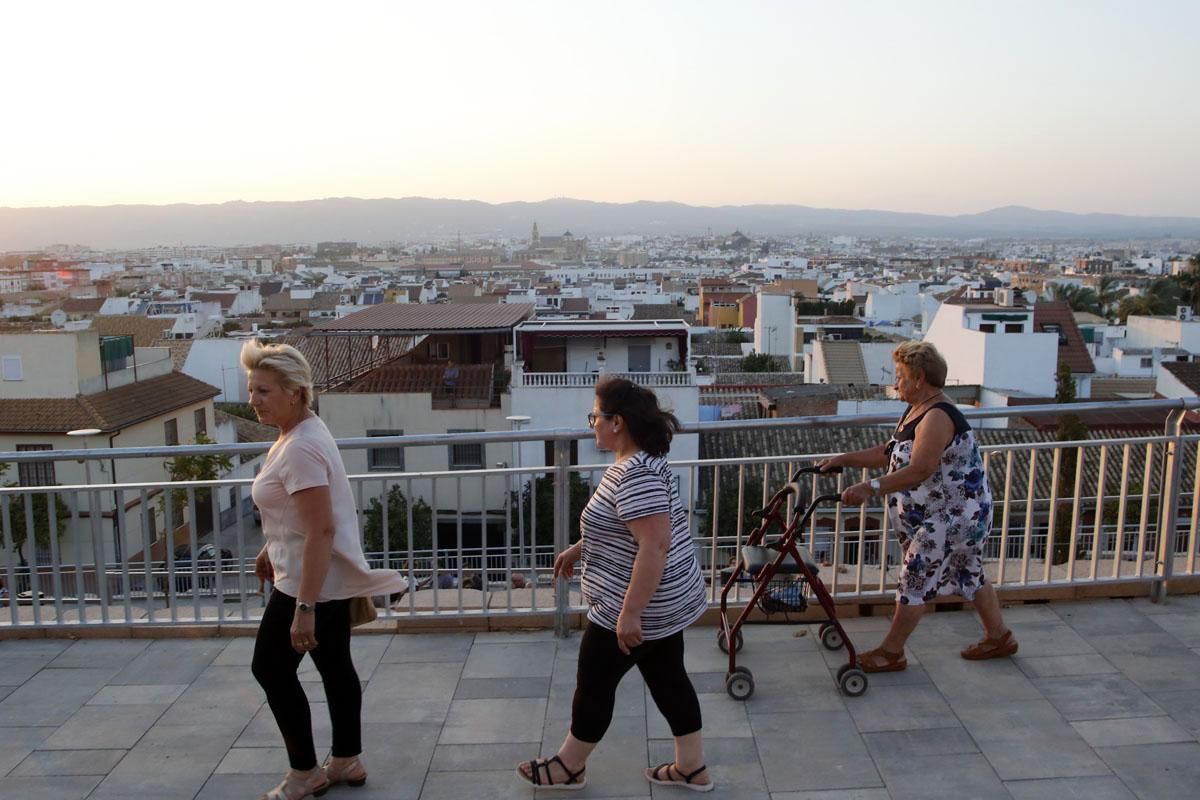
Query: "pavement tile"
771 791 891 800
421 769 531 799
1015 653 1117 678
1147 611 1200 647
1054 599 1151 636
108 638 224 685
430 742 541 772
0 727 55 775
155 665 264 726
1003 775 1136 800
440 697 547 744
956 699 1110 780
41 704 165 750
455 676 552 699
210 636 256 666
1070 715 1194 747
0 667 115 726
751 710 881 793
538 714 648 797
87 722 245 800
463 641 557 679
547 671 644 721
844 684 958 733
381 632 475 663
1095 742 1200 799
236 703 332 750
11 748 127 777
860 726 978 760
1031 673 1164 721
874 752 1009 799
920 651 1041 706
214 746 301 774
47 639 151 670
1006 621 1096 657
86 683 189 705
0 775 102 800
1102 648 1200 693
195 773 282 800
1148 689 1200 736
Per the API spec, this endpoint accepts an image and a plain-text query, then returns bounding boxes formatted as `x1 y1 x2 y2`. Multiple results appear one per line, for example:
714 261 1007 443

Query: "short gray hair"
240 339 314 407
893 341 948 388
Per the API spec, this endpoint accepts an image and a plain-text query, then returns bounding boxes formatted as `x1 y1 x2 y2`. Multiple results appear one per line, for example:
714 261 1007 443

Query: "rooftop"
312 303 535 334
0 596 1197 798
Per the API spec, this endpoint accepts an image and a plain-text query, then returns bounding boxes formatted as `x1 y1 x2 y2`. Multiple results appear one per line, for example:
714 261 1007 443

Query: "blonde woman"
820 342 1017 672
243 340 405 800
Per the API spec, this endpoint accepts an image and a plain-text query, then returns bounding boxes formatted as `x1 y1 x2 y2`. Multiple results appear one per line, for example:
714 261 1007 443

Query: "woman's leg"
878 600 925 654
251 590 317 770
970 581 1011 639
637 632 710 787
517 622 636 784
307 599 361 763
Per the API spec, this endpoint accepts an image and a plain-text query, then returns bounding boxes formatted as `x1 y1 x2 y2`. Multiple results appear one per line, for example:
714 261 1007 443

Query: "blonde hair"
893 341 948 388
240 339 315 407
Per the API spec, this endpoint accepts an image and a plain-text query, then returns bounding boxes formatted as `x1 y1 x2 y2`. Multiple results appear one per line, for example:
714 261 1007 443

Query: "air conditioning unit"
993 288 1018 307
1178 305 1194 322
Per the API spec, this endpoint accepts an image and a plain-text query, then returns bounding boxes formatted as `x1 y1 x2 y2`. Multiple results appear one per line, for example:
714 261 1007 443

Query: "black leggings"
572 622 702 743
251 590 361 770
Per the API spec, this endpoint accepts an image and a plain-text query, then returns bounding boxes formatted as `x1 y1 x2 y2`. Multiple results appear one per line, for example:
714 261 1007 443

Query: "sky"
2 0 1197 216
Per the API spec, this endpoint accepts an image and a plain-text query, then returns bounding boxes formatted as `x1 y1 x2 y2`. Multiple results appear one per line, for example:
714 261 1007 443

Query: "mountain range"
1 197 1199 250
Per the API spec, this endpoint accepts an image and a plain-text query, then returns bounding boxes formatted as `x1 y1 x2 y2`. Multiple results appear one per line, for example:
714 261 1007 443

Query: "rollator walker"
717 465 868 700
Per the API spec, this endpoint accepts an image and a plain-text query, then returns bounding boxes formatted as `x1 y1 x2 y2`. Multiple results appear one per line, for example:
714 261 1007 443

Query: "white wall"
0 332 99 398
563 337 681 373
183 339 251 402
860 342 900 386
1126 317 1200 354
1157 368 1195 399
754 293 793 357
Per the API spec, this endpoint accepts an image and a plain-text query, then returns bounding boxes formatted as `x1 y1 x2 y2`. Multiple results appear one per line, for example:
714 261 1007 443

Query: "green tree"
698 470 765 543
1052 364 1088 564
740 352 781 372
721 329 748 344
160 432 233 536
1095 275 1121 318
1118 278 1180 322
510 473 591 546
1175 253 1200 310
1050 283 1100 314
362 485 434 554
0 464 69 566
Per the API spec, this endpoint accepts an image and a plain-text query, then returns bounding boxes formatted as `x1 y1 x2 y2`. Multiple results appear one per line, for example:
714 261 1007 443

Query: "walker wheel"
717 628 744 655
819 624 845 651
726 668 754 701
837 666 868 697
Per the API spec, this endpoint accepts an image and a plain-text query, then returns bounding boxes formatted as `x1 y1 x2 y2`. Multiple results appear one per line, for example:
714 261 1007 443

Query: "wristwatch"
868 478 882 496
296 600 315 613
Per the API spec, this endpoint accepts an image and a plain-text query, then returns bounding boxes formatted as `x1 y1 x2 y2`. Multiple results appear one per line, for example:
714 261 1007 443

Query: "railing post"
1152 407 1187 602
553 435 572 638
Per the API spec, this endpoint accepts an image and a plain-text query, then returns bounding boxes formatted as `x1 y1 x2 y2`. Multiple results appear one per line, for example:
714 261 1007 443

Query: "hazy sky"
2 0 1197 216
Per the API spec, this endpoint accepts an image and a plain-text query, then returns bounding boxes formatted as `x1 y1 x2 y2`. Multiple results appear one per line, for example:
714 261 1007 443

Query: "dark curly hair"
595 377 681 457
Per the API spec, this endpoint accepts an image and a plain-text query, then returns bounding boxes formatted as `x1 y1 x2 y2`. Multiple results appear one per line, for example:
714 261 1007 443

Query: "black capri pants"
571 621 702 743
251 589 361 770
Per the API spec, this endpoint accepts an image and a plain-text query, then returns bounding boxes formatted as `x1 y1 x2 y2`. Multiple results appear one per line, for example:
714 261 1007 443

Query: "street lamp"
66 428 101 486
505 415 532 569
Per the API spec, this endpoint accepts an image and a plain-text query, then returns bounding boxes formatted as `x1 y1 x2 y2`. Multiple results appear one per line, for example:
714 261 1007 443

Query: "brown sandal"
858 648 907 673
961 629 1018 660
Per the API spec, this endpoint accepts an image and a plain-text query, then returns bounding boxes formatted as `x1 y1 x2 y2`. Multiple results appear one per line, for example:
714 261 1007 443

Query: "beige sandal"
260 768 329 800
961 629 1018 660
858 647 908 673
323 755 367 788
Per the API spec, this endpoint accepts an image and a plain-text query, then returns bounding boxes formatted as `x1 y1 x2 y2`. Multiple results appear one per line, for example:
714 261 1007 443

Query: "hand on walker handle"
817 455 843 473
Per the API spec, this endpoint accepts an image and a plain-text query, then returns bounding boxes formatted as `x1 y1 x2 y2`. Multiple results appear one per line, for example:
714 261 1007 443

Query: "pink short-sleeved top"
251 414 404 601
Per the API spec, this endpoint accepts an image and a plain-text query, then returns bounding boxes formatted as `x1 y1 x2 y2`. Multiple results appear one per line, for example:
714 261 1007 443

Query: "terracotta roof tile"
61 298 105 314
91 315 173 347
1034 302 1095 374
0 372 219 434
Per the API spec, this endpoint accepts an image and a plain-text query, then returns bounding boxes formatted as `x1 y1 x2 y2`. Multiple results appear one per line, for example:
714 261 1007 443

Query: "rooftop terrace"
0 596 1198 799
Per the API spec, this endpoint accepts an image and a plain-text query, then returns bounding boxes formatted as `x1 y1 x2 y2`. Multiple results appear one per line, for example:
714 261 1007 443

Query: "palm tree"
1050 283 1100 314
1175 253 1200 309
1118 278 1180 323
1095 275 1121 318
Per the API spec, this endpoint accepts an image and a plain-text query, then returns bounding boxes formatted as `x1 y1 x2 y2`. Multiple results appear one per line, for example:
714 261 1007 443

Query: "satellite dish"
50 309 67 327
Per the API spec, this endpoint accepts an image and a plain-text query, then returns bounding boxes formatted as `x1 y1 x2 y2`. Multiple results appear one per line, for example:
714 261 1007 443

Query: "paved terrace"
1 597 1200 800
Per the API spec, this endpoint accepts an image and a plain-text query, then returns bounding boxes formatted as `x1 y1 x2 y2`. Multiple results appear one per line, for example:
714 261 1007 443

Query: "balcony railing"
520 370 692 388
1 398 1197 634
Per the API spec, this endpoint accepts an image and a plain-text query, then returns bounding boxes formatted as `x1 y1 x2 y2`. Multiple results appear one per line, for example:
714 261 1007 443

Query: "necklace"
900 390 944 428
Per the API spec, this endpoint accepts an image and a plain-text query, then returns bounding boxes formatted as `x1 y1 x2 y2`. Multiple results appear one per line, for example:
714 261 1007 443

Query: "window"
978 323 996 333
1140 357 1153 369
1041 323 1067 345
16 444 55 486
368 430 405 471
194 408 207 436
164 418 179 446
448 428 484 470
1004 324 1024 333
1 355 22 381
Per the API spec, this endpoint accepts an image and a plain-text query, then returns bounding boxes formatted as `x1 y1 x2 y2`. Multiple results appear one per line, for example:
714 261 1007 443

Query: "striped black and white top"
578 451 707 639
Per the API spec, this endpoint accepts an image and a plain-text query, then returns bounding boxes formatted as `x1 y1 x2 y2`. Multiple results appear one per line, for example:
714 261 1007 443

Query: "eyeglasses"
587 412 614 428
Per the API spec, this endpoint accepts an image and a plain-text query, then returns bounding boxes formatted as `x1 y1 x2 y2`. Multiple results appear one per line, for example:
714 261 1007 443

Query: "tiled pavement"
2 596 1200 799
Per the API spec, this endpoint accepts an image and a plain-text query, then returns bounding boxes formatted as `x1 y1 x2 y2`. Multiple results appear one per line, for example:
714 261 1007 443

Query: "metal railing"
1 398 1197 633
520 371 692 388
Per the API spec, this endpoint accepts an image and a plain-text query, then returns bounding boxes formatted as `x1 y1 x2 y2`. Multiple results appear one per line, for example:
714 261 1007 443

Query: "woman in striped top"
517 378 712 793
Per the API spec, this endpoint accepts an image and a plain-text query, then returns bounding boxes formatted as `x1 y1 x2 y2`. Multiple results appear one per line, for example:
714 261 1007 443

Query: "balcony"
520 370 693 388
1 400 1199 794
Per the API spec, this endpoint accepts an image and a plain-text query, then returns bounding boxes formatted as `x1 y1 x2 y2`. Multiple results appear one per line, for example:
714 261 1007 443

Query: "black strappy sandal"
515 754 586 791
646 762 714 793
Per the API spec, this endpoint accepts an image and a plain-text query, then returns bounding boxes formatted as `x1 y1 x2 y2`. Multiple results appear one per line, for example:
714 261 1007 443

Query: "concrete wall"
563 337 681 373
1126 317 1200 354
0 331 98 398
754 293 793 357
183 339 252 402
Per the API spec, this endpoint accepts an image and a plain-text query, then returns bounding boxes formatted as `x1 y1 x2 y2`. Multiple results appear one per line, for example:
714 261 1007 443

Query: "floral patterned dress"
886 402 992 605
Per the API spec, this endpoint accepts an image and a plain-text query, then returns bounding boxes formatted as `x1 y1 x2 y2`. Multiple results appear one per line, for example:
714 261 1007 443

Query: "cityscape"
1 1 1199 798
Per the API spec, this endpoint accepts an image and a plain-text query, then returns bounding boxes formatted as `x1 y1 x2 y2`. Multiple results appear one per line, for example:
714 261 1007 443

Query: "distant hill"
1 197 1198 250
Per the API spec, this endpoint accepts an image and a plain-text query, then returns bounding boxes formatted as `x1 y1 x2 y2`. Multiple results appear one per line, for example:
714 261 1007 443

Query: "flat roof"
515 319 689 334
311 303 535 335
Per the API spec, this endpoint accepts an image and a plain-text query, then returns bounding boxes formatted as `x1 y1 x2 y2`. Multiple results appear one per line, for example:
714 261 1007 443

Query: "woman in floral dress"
820 342 1018 673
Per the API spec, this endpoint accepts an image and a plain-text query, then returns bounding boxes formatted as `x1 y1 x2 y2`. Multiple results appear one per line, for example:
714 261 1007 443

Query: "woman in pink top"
243 340 405 800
